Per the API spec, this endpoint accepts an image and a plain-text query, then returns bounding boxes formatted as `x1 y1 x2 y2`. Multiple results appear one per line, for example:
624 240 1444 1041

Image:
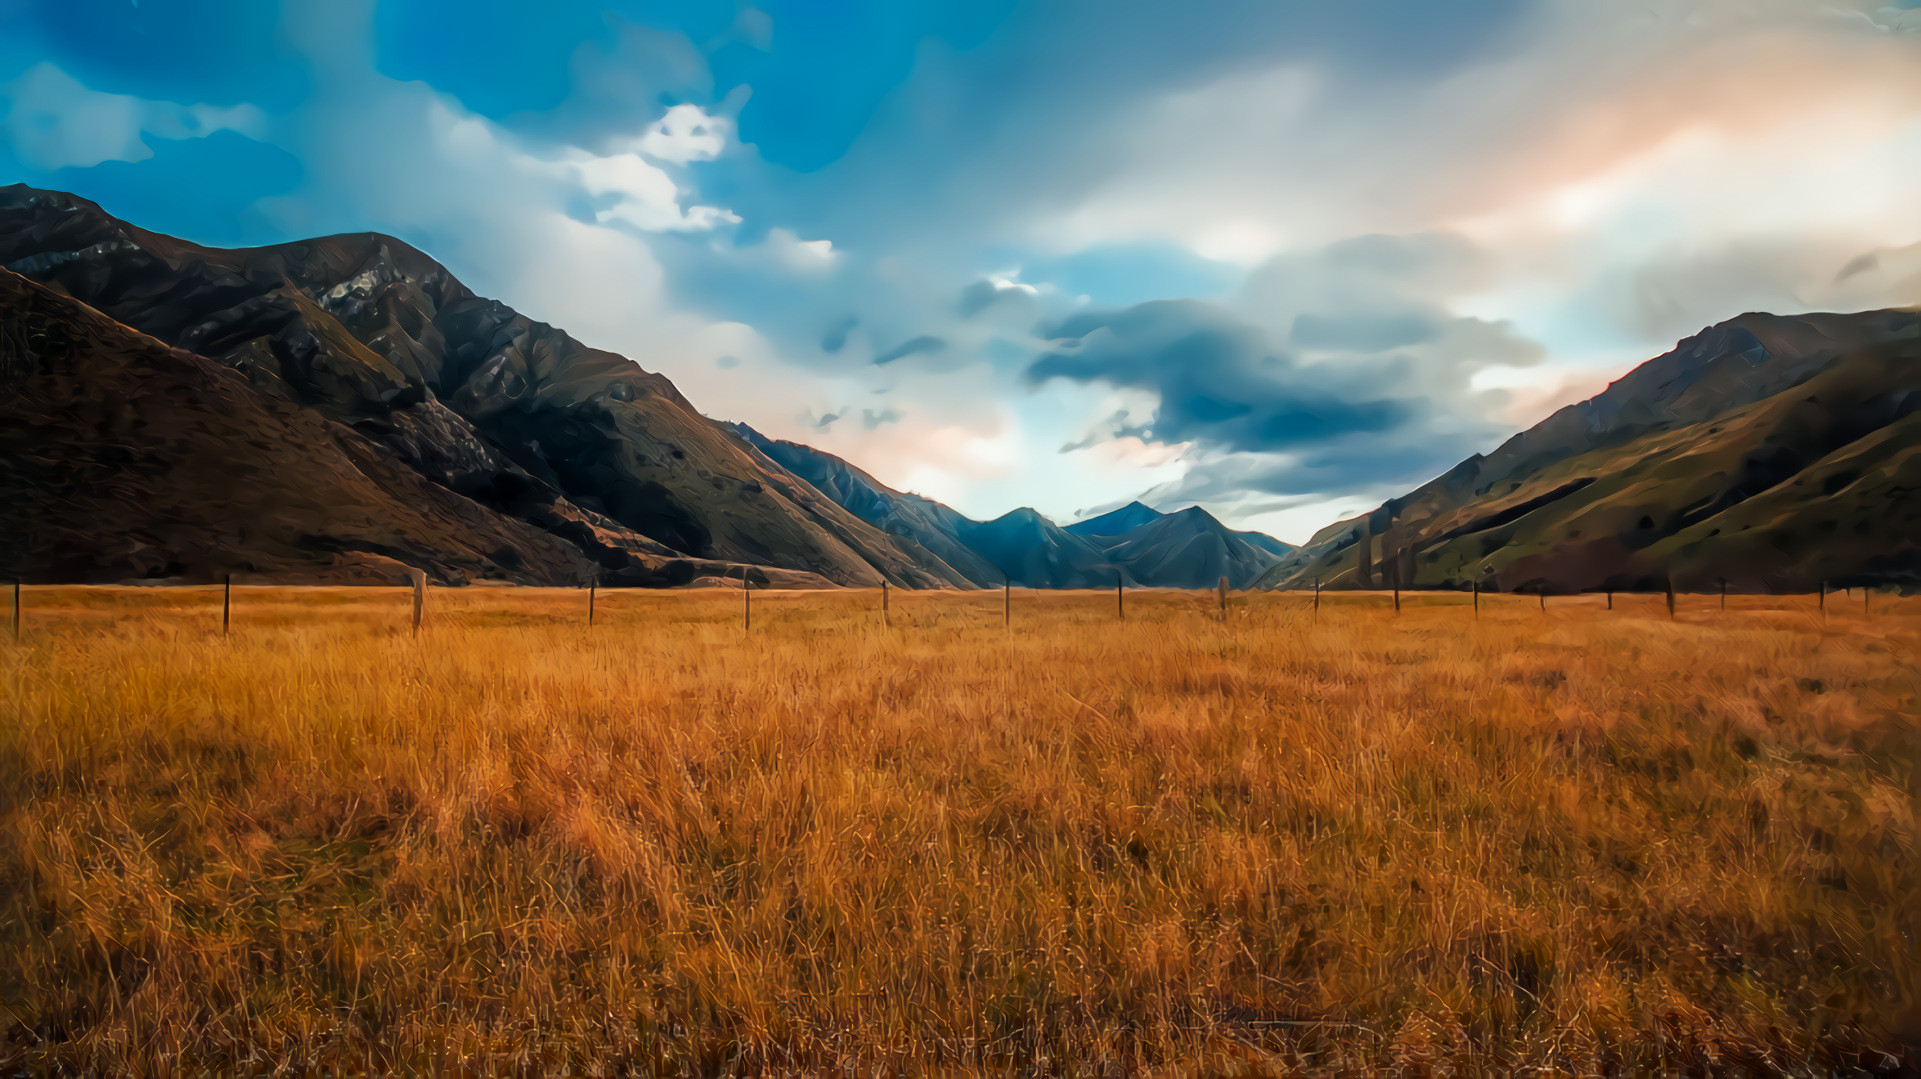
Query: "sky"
3 0 1920 542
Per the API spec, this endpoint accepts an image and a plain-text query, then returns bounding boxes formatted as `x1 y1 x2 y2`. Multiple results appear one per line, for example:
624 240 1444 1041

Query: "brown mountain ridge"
0 185 975 587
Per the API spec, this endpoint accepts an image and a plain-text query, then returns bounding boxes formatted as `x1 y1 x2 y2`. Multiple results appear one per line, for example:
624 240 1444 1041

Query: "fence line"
0 581 1908 642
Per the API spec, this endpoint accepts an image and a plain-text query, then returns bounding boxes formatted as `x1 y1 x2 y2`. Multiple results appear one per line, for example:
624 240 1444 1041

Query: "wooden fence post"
1117 571 1124 620
1819 580 1826 619
1313 577 1321 622
412 572 425 636
222 574 232 636
1393 581 1400 614
11 581 18 640
1473 579 1479 618
1003 574 1010 629
1218 576 1229 621
1720 579 1727 611
588 583 596 628
743 571 751 633
1666 579 1675 620
882 579 890 628
1539 587 1546 612
1606 590 1613 611
1865 587 1871 618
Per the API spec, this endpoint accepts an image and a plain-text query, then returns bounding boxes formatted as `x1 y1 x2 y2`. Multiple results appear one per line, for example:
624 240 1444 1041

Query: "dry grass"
0 585 1916 1075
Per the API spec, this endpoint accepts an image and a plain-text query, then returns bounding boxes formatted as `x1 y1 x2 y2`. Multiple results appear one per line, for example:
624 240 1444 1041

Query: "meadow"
0 584 1915 1075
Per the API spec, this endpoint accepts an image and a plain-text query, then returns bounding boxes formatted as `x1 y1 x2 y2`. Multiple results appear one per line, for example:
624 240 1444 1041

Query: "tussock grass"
0 586 1916 1074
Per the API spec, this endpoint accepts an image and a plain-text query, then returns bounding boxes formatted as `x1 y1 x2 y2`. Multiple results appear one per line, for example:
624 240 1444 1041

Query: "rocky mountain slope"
727 424 1001 587
1257 309 1921 593
0 266 717 584
0 185 966 586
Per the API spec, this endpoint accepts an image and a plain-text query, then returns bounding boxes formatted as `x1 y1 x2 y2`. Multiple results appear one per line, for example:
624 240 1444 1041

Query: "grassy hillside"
1 587 1914 1072
1260 311 1921 594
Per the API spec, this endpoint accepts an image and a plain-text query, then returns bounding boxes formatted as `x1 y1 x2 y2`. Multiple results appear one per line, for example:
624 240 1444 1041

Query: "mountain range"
0 185 1293 588
730 427 1291 588
4 185 1914 593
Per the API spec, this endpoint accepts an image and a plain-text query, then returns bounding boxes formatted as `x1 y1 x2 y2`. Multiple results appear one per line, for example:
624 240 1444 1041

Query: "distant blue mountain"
951 507 1132 589
729 424 1294 589
1098 506 1291 589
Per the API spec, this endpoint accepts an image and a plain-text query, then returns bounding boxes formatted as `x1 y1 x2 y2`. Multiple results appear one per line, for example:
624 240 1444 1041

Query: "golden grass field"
0 584 1915 1075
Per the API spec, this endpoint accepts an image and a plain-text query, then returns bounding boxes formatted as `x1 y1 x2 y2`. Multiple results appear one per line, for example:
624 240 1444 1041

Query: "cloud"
629 103 731 164
820 315 859 352
563 145 739 232
873 334 947 365
1028 231 1541 500
1032 299 1417 453
0 62 268 171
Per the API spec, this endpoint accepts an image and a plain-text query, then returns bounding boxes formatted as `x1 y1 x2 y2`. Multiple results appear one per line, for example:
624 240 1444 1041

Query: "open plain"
0 586 1915 1074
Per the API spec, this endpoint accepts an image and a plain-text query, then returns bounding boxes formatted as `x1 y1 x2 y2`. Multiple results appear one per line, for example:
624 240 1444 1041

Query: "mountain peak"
1065 500 1165 537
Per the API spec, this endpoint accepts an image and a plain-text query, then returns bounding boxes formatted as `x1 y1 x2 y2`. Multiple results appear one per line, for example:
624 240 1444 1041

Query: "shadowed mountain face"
729 427 1293 588
0 266 717 585
1093 506 1292 589
1258 309 1921 593
0 185 962 587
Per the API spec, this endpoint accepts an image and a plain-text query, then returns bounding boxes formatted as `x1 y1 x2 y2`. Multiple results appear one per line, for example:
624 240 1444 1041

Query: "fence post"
1117 570 1124 621
1393 581 1400 614
223 574 232 636
1819 580 1826 619
589 583 596 628
1003 574 1010 629
1473 579 1479 618
882 579 890 628
1720 579 1727 611
1666 579 1675 620
1539 587 1546 612
11 581 18 640
1313 577 1321 622
412 572 425 635
1218 576 1229 621
1865 586 1871 618
743 571 751 633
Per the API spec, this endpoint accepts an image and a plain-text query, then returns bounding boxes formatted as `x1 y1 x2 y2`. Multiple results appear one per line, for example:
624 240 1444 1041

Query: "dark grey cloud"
1029 299 1418 454
1289 310 1438 353
957 278 1042 318
821 314 858 353
873 334 946 365
957 279 1003 317
1146 440 1476 504
1026 233 1549 507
